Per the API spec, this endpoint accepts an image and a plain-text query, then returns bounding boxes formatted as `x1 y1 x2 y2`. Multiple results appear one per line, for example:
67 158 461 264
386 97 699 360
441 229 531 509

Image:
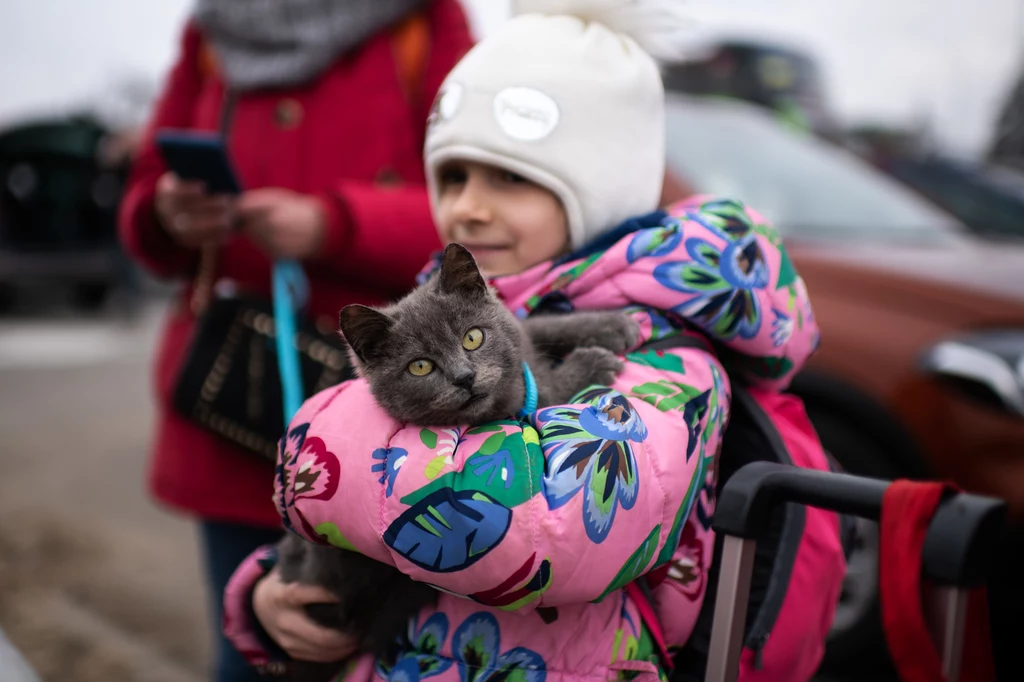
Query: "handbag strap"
188 90 237 315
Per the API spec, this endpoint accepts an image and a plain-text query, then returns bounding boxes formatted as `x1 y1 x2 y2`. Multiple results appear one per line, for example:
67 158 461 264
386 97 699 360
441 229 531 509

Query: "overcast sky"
1 0 1020 157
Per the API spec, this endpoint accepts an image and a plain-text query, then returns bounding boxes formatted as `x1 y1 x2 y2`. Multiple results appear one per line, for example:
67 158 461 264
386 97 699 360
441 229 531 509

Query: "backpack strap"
390 12 431 107
625 581 675 673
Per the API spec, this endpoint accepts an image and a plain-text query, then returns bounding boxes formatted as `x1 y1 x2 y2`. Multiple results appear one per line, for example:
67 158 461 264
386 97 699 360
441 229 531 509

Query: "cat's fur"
276 244 639 681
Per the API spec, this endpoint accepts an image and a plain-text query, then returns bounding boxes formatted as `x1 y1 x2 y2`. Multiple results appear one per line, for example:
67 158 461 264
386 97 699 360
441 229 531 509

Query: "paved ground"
0 295 209 682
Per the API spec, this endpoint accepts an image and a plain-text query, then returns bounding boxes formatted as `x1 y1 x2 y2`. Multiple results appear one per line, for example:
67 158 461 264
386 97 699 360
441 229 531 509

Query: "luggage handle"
704 461 1006 682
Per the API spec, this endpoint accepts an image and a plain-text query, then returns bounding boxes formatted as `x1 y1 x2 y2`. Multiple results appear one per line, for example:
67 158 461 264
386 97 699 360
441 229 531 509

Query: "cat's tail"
511 0 692 61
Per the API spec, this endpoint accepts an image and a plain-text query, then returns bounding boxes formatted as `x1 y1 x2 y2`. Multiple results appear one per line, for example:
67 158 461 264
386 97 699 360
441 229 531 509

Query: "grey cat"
276 243 639 681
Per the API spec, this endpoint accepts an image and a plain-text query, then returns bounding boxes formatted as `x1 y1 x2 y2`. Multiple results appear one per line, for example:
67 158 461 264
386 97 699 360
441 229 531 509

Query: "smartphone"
155 129 243 195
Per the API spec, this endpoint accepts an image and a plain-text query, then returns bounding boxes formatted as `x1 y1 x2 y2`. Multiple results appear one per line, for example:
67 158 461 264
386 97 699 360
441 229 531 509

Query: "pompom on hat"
424 0 691 250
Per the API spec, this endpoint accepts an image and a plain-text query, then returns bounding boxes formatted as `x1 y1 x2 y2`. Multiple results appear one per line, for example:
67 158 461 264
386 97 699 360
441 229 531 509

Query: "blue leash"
272 260 309 424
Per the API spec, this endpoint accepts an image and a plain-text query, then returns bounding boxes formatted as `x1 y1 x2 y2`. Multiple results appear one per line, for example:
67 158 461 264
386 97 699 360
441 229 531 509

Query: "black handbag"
172 282 354 461
167 92 355 462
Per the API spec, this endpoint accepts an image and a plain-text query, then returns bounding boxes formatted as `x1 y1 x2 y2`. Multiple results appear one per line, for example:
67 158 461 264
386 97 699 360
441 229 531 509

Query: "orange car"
664 94 1024 671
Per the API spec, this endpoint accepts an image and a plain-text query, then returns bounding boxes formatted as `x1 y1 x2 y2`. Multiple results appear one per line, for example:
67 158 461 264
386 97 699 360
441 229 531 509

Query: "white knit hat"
424 0 691 250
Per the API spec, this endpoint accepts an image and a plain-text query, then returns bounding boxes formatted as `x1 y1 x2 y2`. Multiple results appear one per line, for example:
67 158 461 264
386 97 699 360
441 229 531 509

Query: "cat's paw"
564 347 625 388
592 314 641 355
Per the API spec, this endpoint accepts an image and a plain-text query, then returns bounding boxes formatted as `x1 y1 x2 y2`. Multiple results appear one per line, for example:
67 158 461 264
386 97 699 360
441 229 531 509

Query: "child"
224 1 845 680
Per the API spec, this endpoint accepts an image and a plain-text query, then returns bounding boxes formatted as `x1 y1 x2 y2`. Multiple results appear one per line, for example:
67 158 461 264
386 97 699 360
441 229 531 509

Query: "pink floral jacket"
223 197 820 682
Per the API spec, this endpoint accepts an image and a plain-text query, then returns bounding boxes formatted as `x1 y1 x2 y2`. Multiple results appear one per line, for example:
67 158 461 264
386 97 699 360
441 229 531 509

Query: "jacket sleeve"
222 545 283 670
623 196 820 391
117 22 205 279
274 339 726 612
307 0 474 297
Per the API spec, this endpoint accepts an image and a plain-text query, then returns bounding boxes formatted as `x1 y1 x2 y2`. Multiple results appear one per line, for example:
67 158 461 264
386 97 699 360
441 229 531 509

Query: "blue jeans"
199 521 283 682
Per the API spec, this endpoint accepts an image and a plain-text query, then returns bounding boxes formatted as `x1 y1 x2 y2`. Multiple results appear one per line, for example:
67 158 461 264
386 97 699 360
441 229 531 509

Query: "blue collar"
518 362 538 419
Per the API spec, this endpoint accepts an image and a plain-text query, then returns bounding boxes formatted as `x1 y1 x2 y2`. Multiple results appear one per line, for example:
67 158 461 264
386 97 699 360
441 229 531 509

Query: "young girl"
224 2 845 680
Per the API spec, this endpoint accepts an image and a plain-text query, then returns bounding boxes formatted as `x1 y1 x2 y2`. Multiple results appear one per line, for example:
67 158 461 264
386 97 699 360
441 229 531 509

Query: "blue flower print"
537 388 647 544
372 447 408 498
452 612 546 682
375 613 453 682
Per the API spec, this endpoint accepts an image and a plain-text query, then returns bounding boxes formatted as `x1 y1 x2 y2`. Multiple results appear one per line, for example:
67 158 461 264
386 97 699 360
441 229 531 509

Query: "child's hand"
237 188 326 260
252 567 357 663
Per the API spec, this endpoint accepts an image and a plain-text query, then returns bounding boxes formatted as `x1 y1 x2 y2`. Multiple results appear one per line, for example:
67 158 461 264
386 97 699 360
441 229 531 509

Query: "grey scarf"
193 0 427 91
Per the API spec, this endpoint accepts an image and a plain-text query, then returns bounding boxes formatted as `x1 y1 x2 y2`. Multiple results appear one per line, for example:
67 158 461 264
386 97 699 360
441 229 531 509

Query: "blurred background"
0 1 1022 681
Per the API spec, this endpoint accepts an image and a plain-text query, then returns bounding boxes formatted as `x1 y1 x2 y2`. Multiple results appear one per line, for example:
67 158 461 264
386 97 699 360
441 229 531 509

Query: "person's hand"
154 172 235 248
237 188 326 260
252 567 357 663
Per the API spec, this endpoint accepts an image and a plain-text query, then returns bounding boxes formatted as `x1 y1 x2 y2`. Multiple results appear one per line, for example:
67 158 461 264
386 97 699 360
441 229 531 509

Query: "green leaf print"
401 428 543 510
425 454 449 481
740 355 795 381
631 380 704 413
611 629 639 664
775 247 798 290
420 429 438 449
467 424 505 436
753 221 784 249
315 522 357 552
632 382 675 397
655 452 709 566
594 525 661 602
626 350 686 375
477 432 507 456
559 251 603 283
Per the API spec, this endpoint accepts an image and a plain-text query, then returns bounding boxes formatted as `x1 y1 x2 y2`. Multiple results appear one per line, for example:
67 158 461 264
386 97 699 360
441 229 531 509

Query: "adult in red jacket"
117 1 473 680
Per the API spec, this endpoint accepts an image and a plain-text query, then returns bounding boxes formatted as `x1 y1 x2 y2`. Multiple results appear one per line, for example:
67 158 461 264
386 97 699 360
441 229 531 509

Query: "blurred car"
846 126 1024 241
662 39 842 141
0 117 133 311
664 94 1024 669
877 155 1024 241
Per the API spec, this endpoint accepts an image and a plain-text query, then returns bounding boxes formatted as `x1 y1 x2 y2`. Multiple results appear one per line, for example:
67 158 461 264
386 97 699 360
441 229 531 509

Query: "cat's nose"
453 371 476 391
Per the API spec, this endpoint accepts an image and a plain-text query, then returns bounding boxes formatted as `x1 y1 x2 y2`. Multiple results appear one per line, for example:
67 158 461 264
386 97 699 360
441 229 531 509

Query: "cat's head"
338 243 526 425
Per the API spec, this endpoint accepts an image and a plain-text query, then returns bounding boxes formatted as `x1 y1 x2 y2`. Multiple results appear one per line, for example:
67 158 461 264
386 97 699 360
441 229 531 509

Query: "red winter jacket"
118 1 473 528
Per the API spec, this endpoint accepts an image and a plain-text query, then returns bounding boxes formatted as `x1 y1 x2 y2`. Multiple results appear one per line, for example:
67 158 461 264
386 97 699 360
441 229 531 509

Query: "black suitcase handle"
705 462 1007 682
712 461 1005 586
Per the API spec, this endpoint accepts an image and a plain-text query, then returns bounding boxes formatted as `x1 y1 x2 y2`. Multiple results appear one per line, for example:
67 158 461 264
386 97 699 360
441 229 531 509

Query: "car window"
665 96 966 245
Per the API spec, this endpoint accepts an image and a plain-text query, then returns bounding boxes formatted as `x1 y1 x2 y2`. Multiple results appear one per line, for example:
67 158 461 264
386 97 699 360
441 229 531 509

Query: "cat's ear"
338 305 393 365
438 243 488 299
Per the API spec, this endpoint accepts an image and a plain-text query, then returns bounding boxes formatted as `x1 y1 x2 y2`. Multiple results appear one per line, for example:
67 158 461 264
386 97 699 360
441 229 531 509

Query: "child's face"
434 160 569 278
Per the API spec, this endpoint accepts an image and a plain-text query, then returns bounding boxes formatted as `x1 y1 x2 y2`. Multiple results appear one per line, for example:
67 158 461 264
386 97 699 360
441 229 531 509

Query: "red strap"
879 480 996 682
625 581 674 672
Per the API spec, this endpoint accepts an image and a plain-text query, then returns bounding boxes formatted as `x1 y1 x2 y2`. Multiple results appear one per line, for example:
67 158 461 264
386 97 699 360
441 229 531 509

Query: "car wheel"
73 282 110 311
804 406 901 673
0 283 15 314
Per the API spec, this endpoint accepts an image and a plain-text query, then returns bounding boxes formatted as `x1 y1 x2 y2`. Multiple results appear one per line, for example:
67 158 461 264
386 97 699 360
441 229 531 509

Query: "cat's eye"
462 328 484 351
408 359 434 376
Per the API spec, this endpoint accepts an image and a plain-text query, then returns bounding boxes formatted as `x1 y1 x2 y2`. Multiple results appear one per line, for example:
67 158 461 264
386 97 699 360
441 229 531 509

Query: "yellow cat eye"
408 359 434 377
462 328 484 351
